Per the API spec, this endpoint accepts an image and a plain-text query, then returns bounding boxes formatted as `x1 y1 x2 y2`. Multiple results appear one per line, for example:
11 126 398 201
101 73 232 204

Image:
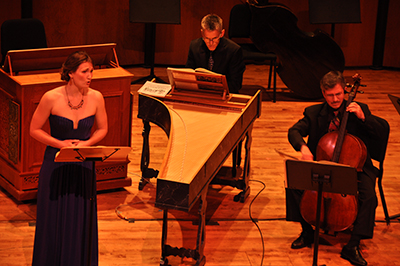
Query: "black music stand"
285 159 358 266
309 0 361 38
131 23 166 84
389 94 400 116
55 146 131 266
129 0 181 84
388 94 400 220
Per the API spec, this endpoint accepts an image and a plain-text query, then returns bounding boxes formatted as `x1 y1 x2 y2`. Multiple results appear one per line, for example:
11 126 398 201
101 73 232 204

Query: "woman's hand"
60 139 81 148
74 140 91 147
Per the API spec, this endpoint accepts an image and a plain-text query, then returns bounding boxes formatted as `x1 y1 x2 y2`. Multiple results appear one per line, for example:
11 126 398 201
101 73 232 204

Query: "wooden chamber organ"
0 43 133 201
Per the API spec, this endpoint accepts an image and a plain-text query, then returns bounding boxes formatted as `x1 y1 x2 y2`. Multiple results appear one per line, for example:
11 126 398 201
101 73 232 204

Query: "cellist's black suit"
286 100 384 239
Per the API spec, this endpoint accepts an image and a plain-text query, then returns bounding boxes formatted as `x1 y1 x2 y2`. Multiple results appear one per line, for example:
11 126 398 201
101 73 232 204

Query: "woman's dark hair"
60 51 93 82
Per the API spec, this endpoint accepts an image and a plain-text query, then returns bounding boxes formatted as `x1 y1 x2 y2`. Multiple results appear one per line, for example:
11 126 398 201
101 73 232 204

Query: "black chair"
228 3 277 102
367 115 390 225
1 18 47 66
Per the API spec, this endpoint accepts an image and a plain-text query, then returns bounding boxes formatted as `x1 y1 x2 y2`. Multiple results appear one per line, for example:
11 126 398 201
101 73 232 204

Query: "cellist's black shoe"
340 245 367 266
290 231 314 249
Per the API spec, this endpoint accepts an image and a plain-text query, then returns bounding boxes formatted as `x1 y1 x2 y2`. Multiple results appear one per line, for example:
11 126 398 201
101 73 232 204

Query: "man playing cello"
286 71 385 266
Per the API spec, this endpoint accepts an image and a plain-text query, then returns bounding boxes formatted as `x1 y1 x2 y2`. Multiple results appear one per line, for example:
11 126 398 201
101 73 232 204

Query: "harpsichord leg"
194 190 207 265
139 120 159 190
159 190 207 266
160 209 169 266
232 139 243 177
234 125 253 202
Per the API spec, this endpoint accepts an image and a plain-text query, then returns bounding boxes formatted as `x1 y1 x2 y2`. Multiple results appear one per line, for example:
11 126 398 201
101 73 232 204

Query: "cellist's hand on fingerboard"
346 102 365 121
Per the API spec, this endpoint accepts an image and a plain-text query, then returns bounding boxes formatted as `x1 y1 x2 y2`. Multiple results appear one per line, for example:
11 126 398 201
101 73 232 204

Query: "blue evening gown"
32 114 98 266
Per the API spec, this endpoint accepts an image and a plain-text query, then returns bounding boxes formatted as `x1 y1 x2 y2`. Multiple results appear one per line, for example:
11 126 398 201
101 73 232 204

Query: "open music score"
137 81 171 97
167 67 229 100
138 67 251 110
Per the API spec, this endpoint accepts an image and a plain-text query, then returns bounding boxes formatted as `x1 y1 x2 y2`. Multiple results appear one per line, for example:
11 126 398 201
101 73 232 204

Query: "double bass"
300 74 366 232
247 1 345 99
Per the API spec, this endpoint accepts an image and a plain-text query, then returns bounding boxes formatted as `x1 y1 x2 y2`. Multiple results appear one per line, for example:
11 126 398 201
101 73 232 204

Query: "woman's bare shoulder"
40 86 64 102
88 88 104 99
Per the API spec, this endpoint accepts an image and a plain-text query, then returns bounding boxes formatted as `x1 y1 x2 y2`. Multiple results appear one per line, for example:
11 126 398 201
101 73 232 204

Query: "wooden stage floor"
1 65 400 266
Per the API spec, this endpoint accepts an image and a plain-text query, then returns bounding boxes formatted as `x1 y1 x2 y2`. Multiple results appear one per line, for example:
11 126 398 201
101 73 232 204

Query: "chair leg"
378 176 390 225
273 59 276 103
267 59 277 103
267 61 273 92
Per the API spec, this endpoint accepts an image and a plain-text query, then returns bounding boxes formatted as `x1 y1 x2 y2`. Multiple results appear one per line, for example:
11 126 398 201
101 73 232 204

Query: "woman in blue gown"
30 51 108 266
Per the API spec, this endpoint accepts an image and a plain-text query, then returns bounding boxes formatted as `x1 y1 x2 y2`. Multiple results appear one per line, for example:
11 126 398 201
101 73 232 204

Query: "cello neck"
331 74 362 162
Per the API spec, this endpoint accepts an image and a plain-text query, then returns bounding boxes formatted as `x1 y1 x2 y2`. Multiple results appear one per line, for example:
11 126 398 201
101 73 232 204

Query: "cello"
247 1 345 99
300 74 367 233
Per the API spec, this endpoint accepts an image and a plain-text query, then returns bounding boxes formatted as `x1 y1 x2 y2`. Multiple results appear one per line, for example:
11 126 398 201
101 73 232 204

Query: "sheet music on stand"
138 81 172 97
138 67 251 111
166 67 230 100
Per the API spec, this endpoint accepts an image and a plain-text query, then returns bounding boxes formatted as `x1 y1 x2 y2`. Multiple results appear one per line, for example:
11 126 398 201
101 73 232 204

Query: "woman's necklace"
65 86 84 110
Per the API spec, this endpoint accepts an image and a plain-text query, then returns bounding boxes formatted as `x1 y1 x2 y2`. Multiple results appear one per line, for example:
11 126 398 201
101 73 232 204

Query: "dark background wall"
0 0 399 68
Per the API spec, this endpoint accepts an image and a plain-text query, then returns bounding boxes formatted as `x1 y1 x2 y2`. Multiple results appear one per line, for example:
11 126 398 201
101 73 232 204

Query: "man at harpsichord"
185 14 246 94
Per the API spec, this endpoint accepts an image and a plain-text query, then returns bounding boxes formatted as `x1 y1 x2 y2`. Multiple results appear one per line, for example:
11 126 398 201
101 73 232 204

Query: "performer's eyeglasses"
203 34 222 44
